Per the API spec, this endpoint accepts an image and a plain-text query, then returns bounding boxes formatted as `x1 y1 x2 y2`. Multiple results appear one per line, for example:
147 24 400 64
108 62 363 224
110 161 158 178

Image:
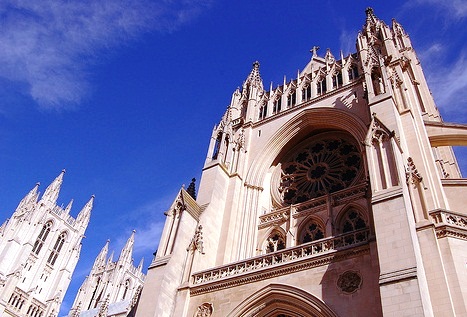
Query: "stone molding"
429 209 467 241
379 266 417 285
191 229 370 295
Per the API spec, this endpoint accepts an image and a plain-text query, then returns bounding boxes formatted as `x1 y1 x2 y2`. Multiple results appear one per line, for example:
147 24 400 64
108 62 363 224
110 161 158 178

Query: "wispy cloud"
113 196 173 261
414 0 467 19
0 0 211 110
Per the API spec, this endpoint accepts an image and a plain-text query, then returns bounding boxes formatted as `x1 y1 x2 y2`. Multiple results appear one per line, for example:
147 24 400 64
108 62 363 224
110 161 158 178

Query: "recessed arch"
227 283 338 317
245 107 368 190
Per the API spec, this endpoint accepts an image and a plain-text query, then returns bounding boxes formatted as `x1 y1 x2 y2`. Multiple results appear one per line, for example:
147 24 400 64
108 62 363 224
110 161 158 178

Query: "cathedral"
66 232 144 317
134 8 467 317
1 7 467 317
0 171 93 317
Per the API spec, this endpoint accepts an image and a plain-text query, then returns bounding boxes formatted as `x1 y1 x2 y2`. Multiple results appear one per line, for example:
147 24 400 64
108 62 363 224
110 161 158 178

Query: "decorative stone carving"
337 271 362 294
195 303 213 317
188 225 205 254
278 136 362 205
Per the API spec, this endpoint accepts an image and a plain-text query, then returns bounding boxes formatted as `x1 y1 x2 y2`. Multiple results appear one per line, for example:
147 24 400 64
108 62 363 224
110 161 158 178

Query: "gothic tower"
0 171 93 317
136 8 467 317
67 231 145 317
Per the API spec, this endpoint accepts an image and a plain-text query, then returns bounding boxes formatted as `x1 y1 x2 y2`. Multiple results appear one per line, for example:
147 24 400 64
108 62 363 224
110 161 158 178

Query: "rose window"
278 136 361 205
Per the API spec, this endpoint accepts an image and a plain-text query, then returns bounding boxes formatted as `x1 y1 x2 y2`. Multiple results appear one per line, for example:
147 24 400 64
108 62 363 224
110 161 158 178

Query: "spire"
64 199 73 215
93 240 109 269
186 178 196 199
244 61 264 90
137 258 144 272
76 195 94 227
42 170 65 205
14 182 40 217
107 251 114 265
118 230 135 264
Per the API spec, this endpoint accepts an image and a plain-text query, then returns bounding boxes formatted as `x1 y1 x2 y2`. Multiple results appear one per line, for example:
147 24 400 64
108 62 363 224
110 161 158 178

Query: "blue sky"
0 0 466 315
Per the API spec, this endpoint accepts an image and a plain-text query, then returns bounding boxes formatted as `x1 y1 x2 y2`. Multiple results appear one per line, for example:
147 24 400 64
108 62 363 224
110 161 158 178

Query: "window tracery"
278 136 362 205
340 209 367 233
265 232 286 253
32 221 52 255
299 220 325 244
47 231 66 266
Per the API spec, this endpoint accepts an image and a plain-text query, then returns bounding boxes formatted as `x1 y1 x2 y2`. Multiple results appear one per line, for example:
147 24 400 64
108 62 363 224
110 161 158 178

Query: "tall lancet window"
32 221 52 255
47 232 67 265
122 279 130 300
212 133 222 160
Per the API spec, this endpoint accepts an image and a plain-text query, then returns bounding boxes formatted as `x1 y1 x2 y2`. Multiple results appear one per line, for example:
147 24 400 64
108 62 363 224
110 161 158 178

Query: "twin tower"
0 171 144 317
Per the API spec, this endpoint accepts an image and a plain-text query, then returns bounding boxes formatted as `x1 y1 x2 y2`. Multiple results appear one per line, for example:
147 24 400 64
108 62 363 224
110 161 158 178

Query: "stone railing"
429 209 467 240
258 209 290 228
192 228 370 286
430 209 467 228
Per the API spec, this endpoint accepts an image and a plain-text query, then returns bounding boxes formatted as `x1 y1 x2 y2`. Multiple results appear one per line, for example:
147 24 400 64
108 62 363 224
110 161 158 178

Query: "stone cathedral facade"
0 171 93 317
67 231 145 317
135 8 467 317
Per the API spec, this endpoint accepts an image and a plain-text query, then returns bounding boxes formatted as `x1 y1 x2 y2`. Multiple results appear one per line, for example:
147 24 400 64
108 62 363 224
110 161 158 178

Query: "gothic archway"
227 284 339 317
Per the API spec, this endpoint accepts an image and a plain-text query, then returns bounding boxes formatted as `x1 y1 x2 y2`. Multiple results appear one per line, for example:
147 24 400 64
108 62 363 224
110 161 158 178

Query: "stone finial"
187 178 197 199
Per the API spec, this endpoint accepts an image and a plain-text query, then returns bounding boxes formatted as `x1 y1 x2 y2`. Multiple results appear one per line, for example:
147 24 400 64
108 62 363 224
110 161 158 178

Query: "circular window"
275 134 362 205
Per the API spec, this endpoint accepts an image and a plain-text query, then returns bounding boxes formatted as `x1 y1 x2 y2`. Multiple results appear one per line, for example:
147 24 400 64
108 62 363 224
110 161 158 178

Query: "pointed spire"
107 251 114 265
118 230 135 264
14 182 40 216
137 258 144 272
186 178 196 199
245 61 264 89
64 199 73 215
76 195 94 227
42 170 65 205
93 240 110 269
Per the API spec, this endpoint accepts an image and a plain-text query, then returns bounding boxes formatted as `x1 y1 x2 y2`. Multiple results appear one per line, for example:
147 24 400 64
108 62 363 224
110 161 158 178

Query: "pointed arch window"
122 279 130 300
302 85 311 101
287 91 296 108
348 66 359 81
332 72 343 89
299 220 324 244
47 231 66 266
32 221 52 255
317 78 327 95
212 133 222 160
340 209 367 233
259 103 268 120
265 232 286 253
273 97 282 114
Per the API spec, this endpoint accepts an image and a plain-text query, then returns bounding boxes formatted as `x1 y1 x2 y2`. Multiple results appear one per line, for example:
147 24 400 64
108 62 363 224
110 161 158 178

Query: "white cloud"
422 50 467 117
0 0 211 110
339 28 357 57
414 0 467 19
112 196 173 262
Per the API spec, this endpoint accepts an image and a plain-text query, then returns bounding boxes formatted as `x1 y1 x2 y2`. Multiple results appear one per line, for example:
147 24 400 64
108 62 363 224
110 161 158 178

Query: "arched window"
317 77 327 95
265 232 286 253
340 209 367 233
32 221 52 255
47 231 66 265
332 72 343 89
212 133 222 160
302 85 311 101
299 220 324 244
259 103 268 120
122 279 130 300
273 97 282 114
287 91 296 108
